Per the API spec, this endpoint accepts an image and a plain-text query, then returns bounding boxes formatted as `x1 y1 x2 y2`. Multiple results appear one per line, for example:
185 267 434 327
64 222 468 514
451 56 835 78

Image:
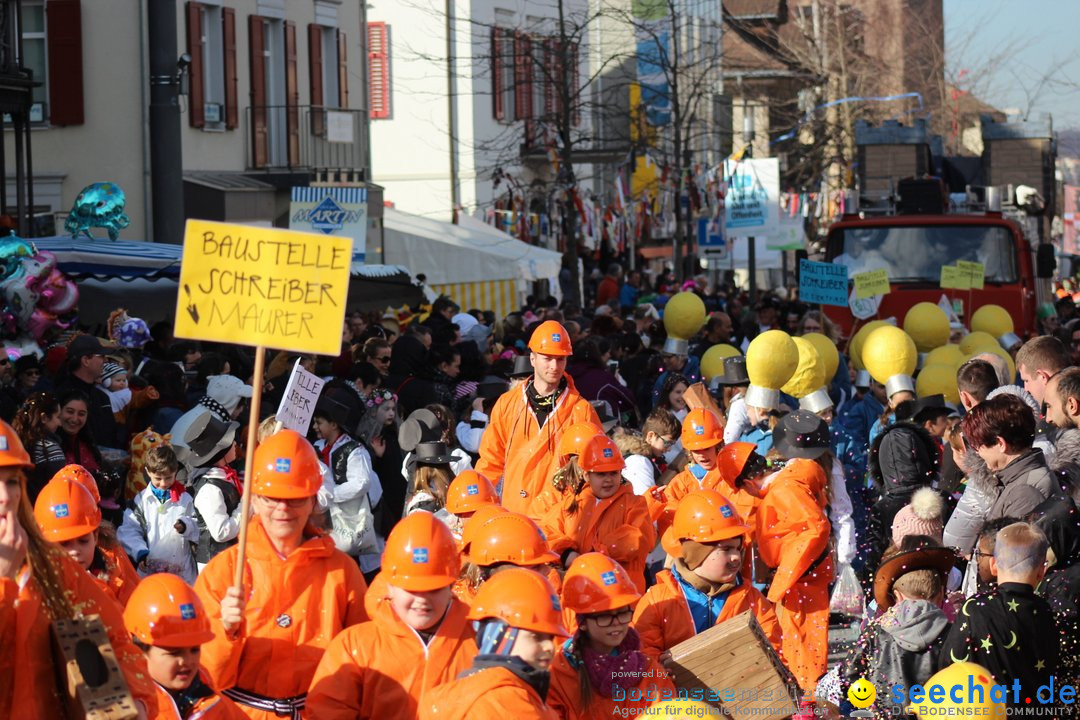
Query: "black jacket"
869 421 940 498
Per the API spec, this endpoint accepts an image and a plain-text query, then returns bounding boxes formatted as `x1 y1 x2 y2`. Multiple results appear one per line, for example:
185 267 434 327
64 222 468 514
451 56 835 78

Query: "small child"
34 475 142 607
118 444 199 584
186 413 243 571
421 567 566 719
99 361 132 414
122 573 244 719
941 522 1059 707
615 408 679 495
457 510 560 605
404 441 456 517
838 536 954 719
530 421 602 522
443 469 499 539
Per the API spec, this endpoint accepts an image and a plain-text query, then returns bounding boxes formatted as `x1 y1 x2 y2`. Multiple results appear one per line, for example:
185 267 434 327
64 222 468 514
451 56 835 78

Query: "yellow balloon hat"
849 320 889 371
663 292 707 341
959 330 999 355
924 343 965 372
862 325 917 396
915 363 960 404
701 344 741 381
802 332 840 382
782 336 826 399
903 302 950 352
745 330 798 409
907 662 1006 719
971 304 1014 338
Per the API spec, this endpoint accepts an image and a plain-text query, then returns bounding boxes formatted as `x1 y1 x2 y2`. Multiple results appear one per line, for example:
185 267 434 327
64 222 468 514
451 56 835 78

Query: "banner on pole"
799 259 848 306
275 359 326 435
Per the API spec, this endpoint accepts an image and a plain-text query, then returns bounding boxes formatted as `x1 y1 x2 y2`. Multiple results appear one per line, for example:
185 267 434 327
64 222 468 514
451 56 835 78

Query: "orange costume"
152 674 247 719
0 551 158 718
194 518 369 719
421 665 558 720
548 651 672 719
755 458 834 691
94 543 141 608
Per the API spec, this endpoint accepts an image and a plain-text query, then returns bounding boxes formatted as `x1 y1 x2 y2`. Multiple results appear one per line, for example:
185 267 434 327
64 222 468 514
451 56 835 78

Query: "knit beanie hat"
891 487 945 546
100 362 127 386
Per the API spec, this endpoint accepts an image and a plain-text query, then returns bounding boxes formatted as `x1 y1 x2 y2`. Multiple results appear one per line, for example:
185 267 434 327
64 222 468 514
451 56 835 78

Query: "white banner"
275 359 326 434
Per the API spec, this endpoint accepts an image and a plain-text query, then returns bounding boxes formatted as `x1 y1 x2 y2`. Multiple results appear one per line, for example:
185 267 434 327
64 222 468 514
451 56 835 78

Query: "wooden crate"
668 611 800 719
51 615 139 720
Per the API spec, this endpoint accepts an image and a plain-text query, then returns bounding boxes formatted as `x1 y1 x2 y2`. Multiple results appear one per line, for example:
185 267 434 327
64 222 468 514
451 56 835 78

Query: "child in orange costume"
420 568 566 720
632 489 780 663
455 510 561 605
541 434 656 592
306 511 477 719
528 421 603 524
443 469 500 540
34 474 141 608
744 411 834 692
124 573 245 719
0 420 158 718
194 430 369 719
548 553 675 719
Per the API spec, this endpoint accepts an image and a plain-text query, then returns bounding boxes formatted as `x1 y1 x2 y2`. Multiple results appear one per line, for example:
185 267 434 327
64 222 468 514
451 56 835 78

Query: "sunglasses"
583 607 633 627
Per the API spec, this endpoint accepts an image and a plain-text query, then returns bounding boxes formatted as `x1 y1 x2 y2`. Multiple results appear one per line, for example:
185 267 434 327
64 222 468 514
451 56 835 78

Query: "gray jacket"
986 448 1057 522
942 451 996 555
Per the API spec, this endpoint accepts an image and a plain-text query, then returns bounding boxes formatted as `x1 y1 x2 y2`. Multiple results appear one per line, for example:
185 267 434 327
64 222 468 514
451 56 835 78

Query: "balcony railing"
245 105 368 173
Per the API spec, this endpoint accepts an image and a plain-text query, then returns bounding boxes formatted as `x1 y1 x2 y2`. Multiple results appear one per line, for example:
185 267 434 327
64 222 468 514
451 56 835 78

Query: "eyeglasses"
255 495 310 508
583 607 633 627
659 436 676 448
374 355 391 364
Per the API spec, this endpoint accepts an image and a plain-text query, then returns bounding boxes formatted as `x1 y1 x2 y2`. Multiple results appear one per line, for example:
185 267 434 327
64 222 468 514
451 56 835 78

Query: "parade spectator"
423 296 461 345
187 413 242 570
357 388 405 539
57 389 104 474
12 391 64 501
363 337 393 379
615 408 679 494
404 441 455 517
656 372 690 423
55 334 121 447
1016 335 1070 405
618 270 642 312
566 335 636 423
12 354 42 402
596 263 622 307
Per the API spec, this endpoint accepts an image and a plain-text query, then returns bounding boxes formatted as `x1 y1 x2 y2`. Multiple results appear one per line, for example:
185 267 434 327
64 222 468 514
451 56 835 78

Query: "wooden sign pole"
233 345 266 589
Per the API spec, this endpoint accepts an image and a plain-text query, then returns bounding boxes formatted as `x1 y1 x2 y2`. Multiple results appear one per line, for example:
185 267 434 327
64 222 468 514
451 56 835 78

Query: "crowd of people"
3 268 1080 719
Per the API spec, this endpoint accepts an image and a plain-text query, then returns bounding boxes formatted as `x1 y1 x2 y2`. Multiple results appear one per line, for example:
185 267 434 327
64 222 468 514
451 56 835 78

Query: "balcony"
245 105 368 174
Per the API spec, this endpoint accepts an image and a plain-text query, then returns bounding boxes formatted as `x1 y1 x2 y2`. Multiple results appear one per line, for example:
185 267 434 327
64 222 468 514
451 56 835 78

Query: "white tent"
383 208 563 317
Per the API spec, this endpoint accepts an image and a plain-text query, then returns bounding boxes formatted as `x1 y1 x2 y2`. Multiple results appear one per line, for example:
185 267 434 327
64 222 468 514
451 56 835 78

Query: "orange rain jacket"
94 543 141 608
540 482 656 592
152 670 247 719
306 596 477 719
646 466 759 539
0 551 158 718
475 377 600 515
547 643 674 719
419 665 559 720
631 568 781 661
194 518 369 719
754 458 834 690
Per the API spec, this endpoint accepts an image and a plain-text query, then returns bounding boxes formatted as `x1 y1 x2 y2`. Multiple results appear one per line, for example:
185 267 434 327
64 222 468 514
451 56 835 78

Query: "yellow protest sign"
940 265 970 290
174 220 352 355
957 260 985 290
852 269 891 300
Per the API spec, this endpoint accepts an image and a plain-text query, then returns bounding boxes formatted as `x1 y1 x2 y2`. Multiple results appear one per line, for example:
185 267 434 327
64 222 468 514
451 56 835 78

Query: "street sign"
289 186 367 263
174 219 351 355
799 259 848 306
723 158 779 238
697 217 727 258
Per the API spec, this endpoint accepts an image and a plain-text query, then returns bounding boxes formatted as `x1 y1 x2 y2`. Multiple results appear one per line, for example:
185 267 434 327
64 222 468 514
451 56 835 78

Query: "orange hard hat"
251 429 322 499
51 464 100 504
382 511 460 591
680 408 723 451
0 419 32 469
468 567 569 636
460 503 507 553
557 422 604 463
577 435 625 473
34 478 101 542
467 511 559 567
561 553 641 615
445 470 498 515
663 489 749 556
717 442 758 484
123 573 215 647
528 320 573 356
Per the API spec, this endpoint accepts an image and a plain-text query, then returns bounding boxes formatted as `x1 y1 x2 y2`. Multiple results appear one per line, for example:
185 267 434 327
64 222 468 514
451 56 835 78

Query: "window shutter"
223 6 238 129
186 2 205 128
569 41 580 126
491 27 504 121
285 20 300 165
513 32 532 121
46 0 84 126
367 22 389 119
338 30 348 108
249 14 268 167
309 23 324 136
543 37 556 116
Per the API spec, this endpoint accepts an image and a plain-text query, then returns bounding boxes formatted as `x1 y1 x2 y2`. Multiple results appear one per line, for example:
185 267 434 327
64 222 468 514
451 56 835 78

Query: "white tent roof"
383 207 563 285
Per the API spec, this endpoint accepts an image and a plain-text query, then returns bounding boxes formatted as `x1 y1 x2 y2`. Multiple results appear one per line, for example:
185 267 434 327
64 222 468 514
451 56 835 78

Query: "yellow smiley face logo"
848 678 877 709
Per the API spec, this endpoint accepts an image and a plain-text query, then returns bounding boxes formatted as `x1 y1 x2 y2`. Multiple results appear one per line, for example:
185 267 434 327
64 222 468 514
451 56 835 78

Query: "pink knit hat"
891 487 944 545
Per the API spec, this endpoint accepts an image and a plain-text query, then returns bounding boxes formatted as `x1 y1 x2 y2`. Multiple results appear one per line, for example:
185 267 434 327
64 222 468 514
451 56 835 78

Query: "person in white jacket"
117 444 199 583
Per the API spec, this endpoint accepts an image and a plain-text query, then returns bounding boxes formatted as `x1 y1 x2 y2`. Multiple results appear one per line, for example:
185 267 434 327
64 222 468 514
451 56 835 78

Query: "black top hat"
414 440 453 465
912 394 950 423
398 408 443 452
772 410 831 460
13 354 41 376
510 354 533 378
316 386 362 431
184 411 239 468
477 380 509 401
716 356 750 386
590 400 618 432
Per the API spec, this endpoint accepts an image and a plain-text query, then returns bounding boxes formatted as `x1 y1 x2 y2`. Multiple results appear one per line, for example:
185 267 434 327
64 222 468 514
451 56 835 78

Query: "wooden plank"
50 615 138 720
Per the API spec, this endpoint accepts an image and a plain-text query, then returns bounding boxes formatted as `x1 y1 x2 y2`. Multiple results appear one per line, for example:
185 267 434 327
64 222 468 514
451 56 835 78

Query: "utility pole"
148 0 185 244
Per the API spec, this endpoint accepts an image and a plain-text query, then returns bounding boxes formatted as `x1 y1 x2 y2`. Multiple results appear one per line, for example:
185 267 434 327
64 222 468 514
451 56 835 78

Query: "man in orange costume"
633 489 780 662
745 411 834 692
476 320 600 514
195 430 369 719
306 511 477 718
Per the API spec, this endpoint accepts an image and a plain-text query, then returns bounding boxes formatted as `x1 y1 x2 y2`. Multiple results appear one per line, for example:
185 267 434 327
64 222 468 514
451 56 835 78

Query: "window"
186 1 237 130
368 22 389 119
200 4 225 127
21 1 46 122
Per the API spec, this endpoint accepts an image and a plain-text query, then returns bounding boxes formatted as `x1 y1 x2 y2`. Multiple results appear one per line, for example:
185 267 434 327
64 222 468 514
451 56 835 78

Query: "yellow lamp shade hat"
971 303 1013 335
662 292 707 356
701 343 741 381
781 336 826 399
959 330 999 355
924 343 965 372
849 319 889 371
862 325 917 398
903 302 951 352
907 662 1006 720
915 363 960 405
802 332 840 383
799 388 835 414
745 330 799 410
